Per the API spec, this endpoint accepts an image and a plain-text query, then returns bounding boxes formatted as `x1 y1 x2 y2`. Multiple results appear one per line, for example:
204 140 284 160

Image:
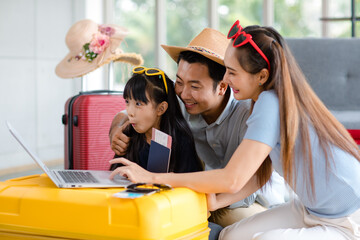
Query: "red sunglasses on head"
227 20 270 71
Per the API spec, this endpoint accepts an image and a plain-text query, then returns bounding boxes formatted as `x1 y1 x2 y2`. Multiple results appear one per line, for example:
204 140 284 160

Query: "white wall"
0 0 86 175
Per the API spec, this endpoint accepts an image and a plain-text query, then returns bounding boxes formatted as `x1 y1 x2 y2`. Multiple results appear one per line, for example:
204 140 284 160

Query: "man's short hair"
177 51 226 92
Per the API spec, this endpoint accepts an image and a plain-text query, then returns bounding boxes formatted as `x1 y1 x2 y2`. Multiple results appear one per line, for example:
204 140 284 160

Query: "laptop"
6 121 132 188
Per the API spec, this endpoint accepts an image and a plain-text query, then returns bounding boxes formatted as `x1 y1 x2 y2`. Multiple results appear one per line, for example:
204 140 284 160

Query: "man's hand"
109 112 130 156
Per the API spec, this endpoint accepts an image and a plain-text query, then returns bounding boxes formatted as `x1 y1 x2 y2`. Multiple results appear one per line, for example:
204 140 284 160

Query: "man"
109 28 286 228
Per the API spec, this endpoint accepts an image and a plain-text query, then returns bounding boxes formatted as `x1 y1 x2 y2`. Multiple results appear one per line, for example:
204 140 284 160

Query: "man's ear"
218 81 228 96
156 101 168 116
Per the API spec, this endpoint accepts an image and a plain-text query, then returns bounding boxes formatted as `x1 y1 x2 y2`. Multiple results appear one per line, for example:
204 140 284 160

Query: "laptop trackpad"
91 171 130 184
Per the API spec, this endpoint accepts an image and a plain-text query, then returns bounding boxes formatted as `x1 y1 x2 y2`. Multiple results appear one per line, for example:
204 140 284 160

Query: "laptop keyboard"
58 171 99 183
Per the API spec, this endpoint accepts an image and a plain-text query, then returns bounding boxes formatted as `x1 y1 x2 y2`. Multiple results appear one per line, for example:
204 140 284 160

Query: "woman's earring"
259 82 262 86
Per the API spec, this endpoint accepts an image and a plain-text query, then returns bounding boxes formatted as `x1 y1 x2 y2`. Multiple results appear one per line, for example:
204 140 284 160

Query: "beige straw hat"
55 19 143 79
161 28 230 66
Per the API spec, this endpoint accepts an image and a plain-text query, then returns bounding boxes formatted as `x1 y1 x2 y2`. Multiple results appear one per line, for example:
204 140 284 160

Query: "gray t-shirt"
179 93 257 207
180 93 250 170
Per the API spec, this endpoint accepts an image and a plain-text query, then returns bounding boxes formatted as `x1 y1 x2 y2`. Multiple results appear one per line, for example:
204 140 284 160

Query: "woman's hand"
109 158 155 183
206 193 219 211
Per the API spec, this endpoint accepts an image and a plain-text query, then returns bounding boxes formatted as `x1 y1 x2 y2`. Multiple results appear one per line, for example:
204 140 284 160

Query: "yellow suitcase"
0 174 209 240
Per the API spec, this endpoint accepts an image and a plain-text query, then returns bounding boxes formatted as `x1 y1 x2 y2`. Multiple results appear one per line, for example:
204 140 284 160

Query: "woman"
110 21 360 239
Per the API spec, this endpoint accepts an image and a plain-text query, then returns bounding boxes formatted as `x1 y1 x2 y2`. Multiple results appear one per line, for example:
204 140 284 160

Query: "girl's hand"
109 158 155 183
206 193 219 211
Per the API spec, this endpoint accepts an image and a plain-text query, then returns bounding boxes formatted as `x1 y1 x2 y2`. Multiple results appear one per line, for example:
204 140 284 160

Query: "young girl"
110 66 203 173
110 22 360 239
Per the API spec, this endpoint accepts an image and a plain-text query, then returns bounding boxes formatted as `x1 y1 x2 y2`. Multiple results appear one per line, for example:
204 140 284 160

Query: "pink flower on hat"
99 25 115 37
89 33 110 54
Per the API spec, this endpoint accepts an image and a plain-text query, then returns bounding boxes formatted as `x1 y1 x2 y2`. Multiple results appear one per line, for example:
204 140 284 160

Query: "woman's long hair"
234 25 360 198
111 70 202 172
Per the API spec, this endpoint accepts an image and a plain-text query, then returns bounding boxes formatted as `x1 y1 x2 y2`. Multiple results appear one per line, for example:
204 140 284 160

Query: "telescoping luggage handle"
62 61 123 126
74 61 123 125
80 61 116 92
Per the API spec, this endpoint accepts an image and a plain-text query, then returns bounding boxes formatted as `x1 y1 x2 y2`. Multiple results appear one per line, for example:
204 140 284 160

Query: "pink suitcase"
62 90 125 170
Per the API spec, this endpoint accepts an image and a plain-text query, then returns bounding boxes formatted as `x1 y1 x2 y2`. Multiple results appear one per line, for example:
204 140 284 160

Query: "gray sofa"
285 38 360 130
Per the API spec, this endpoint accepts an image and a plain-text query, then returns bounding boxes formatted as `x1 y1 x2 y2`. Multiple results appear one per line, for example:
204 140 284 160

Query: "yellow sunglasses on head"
132 66 168 94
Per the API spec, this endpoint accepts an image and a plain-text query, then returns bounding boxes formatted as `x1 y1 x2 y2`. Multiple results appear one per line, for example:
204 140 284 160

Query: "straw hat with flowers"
56 19 143 79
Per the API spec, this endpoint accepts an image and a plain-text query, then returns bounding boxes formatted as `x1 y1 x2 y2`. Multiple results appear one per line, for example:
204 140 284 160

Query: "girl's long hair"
111 71 202 172
234 25 360 197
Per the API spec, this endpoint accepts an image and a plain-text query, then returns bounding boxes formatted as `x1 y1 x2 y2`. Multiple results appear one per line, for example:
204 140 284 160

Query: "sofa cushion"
286 38 360 111
331 111 360 129
286 38 360 130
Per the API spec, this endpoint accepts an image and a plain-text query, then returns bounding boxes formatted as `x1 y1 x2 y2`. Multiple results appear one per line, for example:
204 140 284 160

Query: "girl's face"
223 43 264 102
126 92 162 142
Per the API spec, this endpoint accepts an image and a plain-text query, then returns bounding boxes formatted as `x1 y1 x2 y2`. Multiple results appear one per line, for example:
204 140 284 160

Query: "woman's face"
223 43 263 102
125 92 162 142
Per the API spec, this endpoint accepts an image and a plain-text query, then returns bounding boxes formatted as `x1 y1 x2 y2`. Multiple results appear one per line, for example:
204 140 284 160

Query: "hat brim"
113 52 143 66
55 48 143 79
161 44 225 66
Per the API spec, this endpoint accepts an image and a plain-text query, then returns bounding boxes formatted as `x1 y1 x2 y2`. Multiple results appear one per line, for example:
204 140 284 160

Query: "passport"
147 128 172 173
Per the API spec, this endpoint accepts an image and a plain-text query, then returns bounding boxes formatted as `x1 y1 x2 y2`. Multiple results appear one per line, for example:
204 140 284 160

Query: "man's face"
175 60 223 119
